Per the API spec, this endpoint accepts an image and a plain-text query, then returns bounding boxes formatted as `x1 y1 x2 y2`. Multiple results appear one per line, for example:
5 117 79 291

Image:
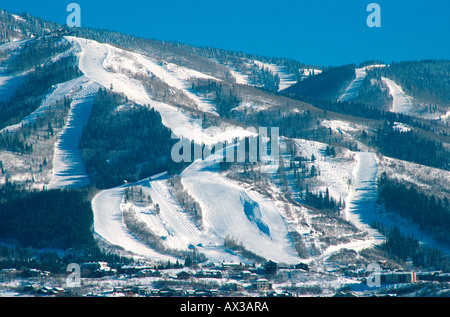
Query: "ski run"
3 35 447 267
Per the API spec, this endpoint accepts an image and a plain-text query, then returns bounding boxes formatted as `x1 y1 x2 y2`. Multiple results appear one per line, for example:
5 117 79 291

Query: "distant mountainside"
0 8 449 278
369 60 450 109
0 9 60 43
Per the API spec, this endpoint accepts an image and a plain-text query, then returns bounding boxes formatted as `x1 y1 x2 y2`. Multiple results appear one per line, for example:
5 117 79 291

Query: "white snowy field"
338 65 386 102
381 77 414 114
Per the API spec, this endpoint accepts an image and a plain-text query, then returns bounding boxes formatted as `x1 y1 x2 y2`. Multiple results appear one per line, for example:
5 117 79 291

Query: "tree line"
0 55 81 130
372 223 450 272
369 60 450 106
7 36 72 73
371 122 450 171
191 79 240 117
283 64 356 101
0 182 96 250
377 172 450 244
80 88 177 189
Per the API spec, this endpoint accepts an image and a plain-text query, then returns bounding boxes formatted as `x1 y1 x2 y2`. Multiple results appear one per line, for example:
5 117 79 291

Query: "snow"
228 68 251 85
338 65 386 102
252 60 297 91
292 138 354 202
73 36 298 263
91 145 302 264
48 78 99 189
320 119 359 135
66 36 252 145
381 77 414 114
286 139 387 261
376 155 450 256
393 122 411 133
1 76 87 134
442 109 450 121
180 152 300 264
11 14 26 23
0 39 33 104
0 72 26 104
343 152 385 246
101 42 219 115
0 38 30 52
299 68 322 78
92 174 181 262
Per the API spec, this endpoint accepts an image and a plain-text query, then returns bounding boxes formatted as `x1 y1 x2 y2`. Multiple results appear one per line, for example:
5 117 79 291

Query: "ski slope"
67 36 253 145
343 152 385 246
102 45 219 115
92 148 301 264
253 60 297 91
0 72 26 104
49 78 100 189
92 175 181 262
381 77 414 114
287 138 383 261
338 65 385 102
0 76 88 134
228 68 251 85
180 152 300 264
73 36 299 263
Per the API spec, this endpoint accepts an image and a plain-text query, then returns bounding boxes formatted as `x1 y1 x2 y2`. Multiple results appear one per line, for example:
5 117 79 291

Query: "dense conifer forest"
283 64 356 100
369 60 450 106
0 55 81 130
377 173 450 244
80 88 176 189
0 182 96 249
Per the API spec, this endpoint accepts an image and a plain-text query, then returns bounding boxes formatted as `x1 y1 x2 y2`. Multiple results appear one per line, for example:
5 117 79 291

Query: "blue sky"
1 0 449 66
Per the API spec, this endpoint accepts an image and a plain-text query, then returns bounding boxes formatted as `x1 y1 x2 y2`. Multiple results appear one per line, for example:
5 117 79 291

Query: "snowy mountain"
0 10 449 294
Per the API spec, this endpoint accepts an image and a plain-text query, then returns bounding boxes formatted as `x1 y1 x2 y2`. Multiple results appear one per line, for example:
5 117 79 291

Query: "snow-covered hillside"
381 76 414 114
92 147 301 264
338 65 385 102
66 37 255 145
0 19 448 285
252 60 298 91
49 79 99 189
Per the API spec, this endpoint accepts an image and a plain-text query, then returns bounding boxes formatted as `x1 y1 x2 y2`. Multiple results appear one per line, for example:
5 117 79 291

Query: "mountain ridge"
0 9 449 296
